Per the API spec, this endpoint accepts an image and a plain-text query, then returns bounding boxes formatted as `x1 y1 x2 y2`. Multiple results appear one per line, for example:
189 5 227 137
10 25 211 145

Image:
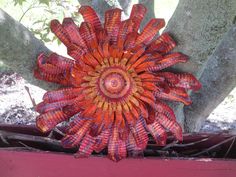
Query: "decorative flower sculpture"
34 4 201 161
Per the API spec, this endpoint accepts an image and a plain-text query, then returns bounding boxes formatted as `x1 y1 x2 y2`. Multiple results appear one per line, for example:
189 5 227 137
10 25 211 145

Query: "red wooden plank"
0 150 236 177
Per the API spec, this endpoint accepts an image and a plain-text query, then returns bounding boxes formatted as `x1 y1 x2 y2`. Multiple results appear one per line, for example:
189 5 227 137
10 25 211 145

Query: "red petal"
81 103 97 118
126 133 143 156
67 44 85 61
117 19 134 49
62 18 87 50
130 4 147 32
124 32 138 50
148 52 188 71
62 120 91 148
67 117 87 135
155 101 176 120
147 33 176 54
37 53 65 75
135 60 155 73
43 87 82 103
36 110 67 133
139 102 149 119
147 120 167 146
175 73 202 91
36 99 75 114
77 133 95 157
136 94 156 109
104 8 122 44
157 113 183 141
157 72 179 85
130 54 149 69
130 118 148 149
50 19 71 47
79 22 98 49
47 53 74 69
154 86 192 105
94 129 110 153
34 68 70 86
108 127 127 161
79 6 102 31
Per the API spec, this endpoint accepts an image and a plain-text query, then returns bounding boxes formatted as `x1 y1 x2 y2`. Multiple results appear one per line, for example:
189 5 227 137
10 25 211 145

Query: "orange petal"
127 47 145 65
135 61 155 73
136 18 165 46
130 54 149 69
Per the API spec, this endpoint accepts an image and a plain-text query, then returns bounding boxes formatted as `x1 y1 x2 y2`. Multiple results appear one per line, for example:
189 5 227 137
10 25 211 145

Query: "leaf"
57 38 62 45
39 0 50 6
13 0 26 6
44 9 56 15
33 20 44 25
43 38 51 43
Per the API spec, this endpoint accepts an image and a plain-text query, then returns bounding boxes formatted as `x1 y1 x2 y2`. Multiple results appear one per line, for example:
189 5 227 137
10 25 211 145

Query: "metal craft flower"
34 4 201 161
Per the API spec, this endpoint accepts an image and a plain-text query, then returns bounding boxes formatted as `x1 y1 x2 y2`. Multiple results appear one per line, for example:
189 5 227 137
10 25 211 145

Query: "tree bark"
164 0 236 131
184 25 236 132
0 9 57 90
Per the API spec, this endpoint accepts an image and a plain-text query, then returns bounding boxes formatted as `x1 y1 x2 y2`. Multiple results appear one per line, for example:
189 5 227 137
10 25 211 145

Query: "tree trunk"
0 9 56 90
184 25 236 132
164 0 236 131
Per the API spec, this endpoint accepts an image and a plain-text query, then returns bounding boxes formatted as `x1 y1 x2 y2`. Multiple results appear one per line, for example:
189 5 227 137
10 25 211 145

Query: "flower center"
98 66 132 100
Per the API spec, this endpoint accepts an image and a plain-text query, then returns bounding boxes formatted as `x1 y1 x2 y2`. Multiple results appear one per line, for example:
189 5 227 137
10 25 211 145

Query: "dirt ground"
0 71 235 132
